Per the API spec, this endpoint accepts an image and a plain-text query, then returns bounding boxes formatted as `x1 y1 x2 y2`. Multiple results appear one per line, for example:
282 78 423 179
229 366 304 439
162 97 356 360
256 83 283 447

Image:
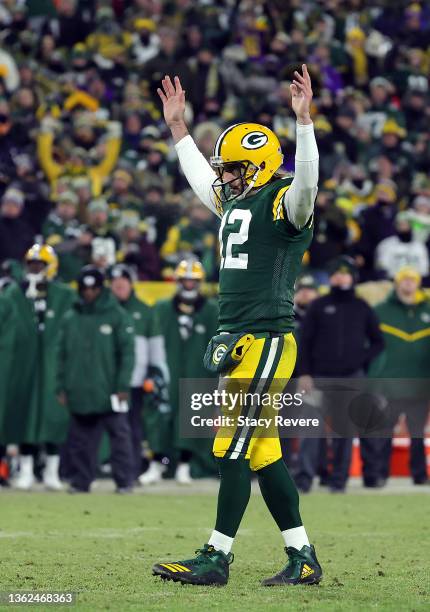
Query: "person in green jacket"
42 190 92 282
0 287 17 487
141 259 218 485
109 263 169 480
368 266 430 485
57 265 135 493
1 244 75 491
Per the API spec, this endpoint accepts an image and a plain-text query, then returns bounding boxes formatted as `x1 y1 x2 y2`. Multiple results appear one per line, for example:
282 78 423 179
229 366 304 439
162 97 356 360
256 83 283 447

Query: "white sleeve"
149 335 170 384
283 123 319 229
175 135 221 218
130 335 149 387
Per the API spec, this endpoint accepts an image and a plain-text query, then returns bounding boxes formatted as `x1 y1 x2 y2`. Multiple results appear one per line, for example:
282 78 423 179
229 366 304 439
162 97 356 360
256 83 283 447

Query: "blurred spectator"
141 259 218 485
43 190 91 282
37 115 122 197
313 116 343 181
117 210 161 281
41 0 92 49
368 267 430 486
57 265 135 493
161 201 217 280
142 26 193 98
355 181 398 281
0 187 35 262
109 263 168 480
307 185 348 281
0 47 19 93
188 44 226 120
105 168 141 213
0 98 17 191
293 275 319 328
407 196 430 245
2 244 75 491
296 257 384 492
375 211 429 280
86 197 118 270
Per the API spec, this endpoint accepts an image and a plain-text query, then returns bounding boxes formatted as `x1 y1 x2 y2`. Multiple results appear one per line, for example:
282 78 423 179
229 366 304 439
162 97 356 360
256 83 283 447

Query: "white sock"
281 526 310 550
208 530 234 555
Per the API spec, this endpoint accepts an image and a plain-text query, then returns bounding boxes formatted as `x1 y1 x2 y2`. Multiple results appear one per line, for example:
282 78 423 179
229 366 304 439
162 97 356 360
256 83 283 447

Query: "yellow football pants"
213 333 297 471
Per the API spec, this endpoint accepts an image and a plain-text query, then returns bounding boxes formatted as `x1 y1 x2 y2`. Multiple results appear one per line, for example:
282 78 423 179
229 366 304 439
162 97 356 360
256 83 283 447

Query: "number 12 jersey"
218 177 313 334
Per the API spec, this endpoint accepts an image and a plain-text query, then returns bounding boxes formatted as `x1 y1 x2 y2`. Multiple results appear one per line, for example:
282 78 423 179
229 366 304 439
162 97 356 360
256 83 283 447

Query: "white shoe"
175 462 192 485
138 461 165 485
43 455 63 491
14 455 35 490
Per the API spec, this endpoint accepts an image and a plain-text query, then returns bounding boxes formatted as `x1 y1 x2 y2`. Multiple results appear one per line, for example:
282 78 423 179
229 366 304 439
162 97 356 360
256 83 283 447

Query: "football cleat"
152 544 233 586
261 544 322 586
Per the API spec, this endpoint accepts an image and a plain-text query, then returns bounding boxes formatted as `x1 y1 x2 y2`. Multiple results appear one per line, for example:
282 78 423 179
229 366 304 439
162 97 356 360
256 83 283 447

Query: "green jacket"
1 282 76 445
117 291 154 387
151 296 218 463
369 291 430 382
57 288 135 415
0 295 17 444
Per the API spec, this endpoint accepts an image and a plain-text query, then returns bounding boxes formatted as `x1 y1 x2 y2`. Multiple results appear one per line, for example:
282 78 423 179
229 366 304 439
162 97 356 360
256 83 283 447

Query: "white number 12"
219 209 252 270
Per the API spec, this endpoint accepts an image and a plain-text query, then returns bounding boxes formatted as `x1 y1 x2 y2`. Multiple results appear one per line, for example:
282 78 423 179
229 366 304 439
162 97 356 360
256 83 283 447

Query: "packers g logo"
213 343 228 365
241 131 268 150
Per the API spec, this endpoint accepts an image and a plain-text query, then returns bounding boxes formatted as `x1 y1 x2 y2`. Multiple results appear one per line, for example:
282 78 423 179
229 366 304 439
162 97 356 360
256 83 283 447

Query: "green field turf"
0 489 429 611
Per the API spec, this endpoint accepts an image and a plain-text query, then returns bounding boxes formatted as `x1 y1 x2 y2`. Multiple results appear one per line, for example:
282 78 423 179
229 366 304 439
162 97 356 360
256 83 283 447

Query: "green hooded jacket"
57 288 135 415
0 294 18 444
1 281 76 445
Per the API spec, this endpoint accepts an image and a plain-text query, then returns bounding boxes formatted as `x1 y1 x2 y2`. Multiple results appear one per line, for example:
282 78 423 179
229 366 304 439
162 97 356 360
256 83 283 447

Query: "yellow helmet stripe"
213 123 242 158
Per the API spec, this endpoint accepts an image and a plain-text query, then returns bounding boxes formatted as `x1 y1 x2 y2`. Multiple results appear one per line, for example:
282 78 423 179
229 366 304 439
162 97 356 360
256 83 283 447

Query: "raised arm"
283 65 319 229
157 76 219 217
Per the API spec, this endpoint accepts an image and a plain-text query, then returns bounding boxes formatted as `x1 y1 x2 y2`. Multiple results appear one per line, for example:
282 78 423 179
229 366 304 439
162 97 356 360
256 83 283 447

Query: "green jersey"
218 177 313 333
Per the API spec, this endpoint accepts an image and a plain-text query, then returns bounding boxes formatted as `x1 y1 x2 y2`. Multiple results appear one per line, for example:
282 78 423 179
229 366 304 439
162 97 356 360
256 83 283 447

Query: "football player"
152 66 321 586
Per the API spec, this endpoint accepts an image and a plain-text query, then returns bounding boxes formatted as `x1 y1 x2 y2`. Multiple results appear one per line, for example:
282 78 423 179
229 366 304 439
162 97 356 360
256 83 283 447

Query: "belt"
220 331 286 339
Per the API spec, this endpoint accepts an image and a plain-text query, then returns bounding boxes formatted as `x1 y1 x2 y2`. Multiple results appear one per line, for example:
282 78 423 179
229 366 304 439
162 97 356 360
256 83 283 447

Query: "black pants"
295 437 352 491
67 412 134 491
381 399 429 482
295 372 364 491
20 443 59 456
128 387 144 479
359 438 388 484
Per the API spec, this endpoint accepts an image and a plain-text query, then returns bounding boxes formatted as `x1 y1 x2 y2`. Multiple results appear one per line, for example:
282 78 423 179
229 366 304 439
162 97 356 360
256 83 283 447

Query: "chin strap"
236 167 261 201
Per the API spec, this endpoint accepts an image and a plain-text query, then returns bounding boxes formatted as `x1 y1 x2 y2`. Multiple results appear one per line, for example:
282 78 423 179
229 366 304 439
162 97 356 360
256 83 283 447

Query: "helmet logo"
241 131 268 149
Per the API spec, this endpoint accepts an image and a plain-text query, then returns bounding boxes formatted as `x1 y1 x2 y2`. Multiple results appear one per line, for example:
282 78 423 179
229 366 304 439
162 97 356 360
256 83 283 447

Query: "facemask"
25 271 46 298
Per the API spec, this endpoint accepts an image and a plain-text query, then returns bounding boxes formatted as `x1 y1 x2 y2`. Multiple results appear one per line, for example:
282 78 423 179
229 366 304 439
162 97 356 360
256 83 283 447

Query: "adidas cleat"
152 544 233 586
262 544 322 586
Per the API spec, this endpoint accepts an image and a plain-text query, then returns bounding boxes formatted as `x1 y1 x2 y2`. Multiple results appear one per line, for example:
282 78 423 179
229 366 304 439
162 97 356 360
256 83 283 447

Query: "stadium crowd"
0 0 429 491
